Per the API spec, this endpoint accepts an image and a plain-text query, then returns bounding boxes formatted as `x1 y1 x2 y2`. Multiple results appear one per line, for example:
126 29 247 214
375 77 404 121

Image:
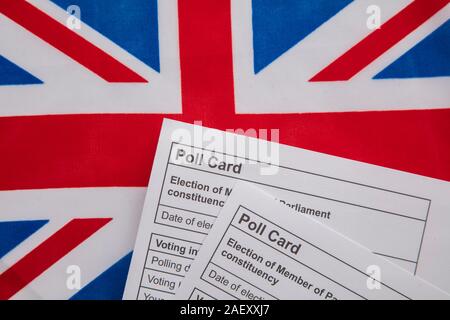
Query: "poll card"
176 183 449 300
123 119 450 299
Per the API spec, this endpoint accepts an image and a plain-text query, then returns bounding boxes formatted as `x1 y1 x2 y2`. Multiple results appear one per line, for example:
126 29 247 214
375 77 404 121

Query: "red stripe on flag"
0 0 147 83
310 0 449 81
0 218 111 300
178 0 235 120
1 110 450 191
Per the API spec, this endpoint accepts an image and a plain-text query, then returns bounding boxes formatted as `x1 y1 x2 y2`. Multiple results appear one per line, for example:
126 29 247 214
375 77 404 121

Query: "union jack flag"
0 0 449 299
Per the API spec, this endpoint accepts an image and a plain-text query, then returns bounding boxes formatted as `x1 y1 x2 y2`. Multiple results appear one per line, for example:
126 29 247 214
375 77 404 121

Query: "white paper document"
176 183 449 300
123 119 450 299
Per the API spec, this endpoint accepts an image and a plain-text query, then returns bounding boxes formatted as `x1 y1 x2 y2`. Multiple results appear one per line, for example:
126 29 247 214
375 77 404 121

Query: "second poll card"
123 119 450 299
176 183 449 300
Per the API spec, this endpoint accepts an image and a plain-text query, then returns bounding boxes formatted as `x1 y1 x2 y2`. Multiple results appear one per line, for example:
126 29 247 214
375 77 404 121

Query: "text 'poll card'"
176 183 449 300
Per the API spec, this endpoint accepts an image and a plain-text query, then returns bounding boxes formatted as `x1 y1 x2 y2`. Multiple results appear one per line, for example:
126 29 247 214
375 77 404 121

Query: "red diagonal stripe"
310 0 449 81
0 218 111 300
0 0 147 83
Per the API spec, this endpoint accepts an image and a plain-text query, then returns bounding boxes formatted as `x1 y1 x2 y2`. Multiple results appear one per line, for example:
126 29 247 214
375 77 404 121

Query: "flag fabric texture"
0 0 449 299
